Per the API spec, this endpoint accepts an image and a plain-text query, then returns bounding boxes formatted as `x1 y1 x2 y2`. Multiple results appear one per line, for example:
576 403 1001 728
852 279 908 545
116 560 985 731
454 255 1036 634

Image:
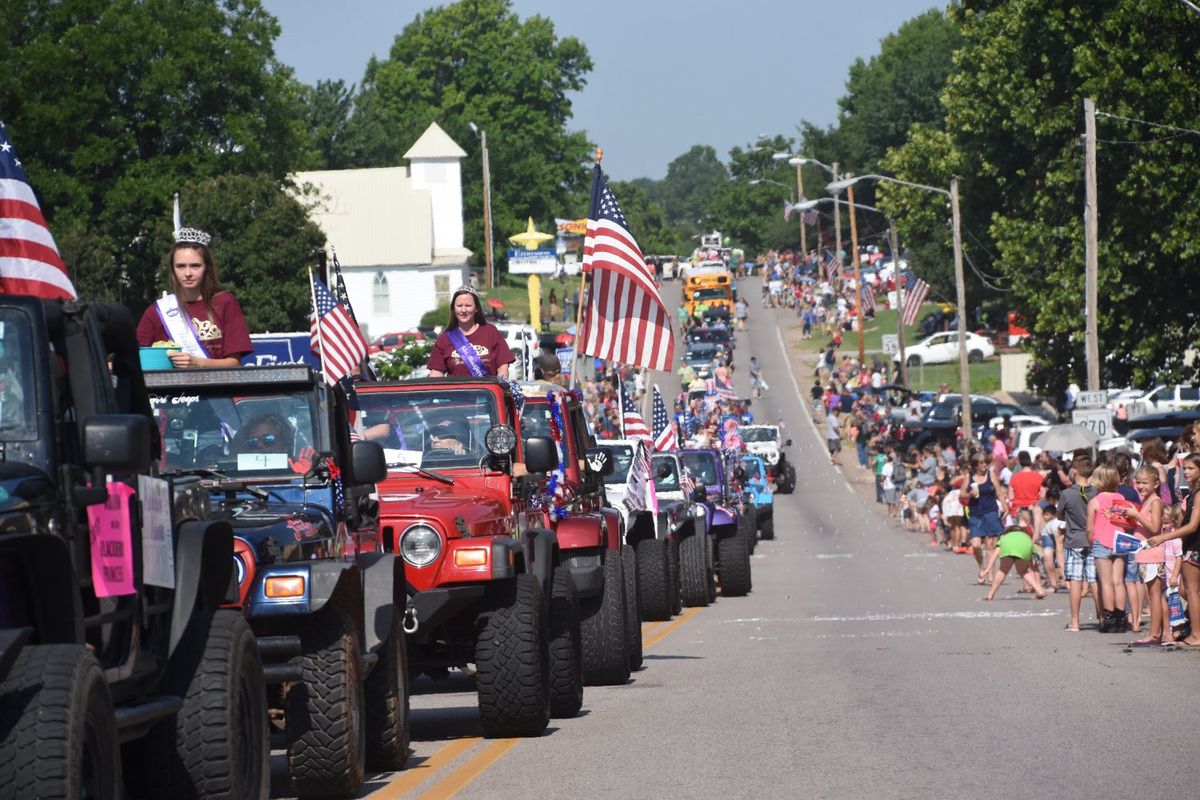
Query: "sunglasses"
246 433 279 448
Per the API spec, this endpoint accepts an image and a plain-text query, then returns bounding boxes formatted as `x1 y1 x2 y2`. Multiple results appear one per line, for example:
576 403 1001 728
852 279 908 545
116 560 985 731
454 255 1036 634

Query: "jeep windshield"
150 387 319 479
740 427 778 443
602 444 634 485
681 451 719 486
360 389 498 469
0 310 36 442
650 455 681 491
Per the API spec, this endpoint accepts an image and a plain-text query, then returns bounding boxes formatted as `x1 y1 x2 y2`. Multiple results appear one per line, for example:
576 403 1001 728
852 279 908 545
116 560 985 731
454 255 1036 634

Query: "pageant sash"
155 296 211 358
447 328 488 376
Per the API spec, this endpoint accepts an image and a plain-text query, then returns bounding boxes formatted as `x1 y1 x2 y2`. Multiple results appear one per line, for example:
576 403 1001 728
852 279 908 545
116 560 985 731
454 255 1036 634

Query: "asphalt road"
291 276 1199 800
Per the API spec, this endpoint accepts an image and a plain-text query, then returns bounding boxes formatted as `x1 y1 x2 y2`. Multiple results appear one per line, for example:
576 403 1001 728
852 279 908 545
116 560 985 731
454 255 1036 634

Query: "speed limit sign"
1072 408 1115 440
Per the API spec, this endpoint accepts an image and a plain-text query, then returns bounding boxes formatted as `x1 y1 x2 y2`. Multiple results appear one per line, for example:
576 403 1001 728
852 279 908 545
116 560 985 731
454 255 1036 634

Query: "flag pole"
308 266 331 384
571 145 603 389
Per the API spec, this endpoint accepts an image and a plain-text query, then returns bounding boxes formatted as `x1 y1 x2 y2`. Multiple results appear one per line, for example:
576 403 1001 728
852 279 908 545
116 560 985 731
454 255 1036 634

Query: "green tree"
338 0 594 272
656 145 730 230
608 181 684 256
700 136 799 254
0 0 310 312
883 0 1200 396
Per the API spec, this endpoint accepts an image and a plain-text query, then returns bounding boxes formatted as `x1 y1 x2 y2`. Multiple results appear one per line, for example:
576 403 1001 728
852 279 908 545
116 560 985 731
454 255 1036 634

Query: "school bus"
683 271 734 318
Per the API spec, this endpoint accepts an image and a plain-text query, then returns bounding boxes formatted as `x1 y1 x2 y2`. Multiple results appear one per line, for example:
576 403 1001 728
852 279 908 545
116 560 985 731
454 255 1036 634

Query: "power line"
1095 110 1200 138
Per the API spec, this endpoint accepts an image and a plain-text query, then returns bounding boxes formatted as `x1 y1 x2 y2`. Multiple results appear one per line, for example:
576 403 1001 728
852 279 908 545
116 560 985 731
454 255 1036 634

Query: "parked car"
1131 385 1200 415
915 395 1033 446
369 330 424 354
895 331 995 366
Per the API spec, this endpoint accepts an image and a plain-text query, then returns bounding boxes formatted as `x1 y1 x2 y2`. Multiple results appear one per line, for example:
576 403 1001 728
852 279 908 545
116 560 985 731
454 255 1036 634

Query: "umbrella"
486 298 505 309
1032 423 1101 453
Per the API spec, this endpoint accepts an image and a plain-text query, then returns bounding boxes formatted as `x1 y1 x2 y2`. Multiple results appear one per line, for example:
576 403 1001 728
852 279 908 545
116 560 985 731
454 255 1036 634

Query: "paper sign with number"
87 482 137 597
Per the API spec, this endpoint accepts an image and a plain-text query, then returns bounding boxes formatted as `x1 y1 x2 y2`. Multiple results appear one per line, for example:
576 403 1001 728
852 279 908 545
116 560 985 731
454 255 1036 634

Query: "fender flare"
169 519 234 656
357 552 405 653
309 561 366 648
600 507 622 550
521 527 558 597
554 514 605 552
0 532 83 648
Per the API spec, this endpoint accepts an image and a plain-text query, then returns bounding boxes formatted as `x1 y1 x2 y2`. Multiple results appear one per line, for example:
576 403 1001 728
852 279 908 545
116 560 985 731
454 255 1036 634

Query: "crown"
453 284 481 298
174 227 212 247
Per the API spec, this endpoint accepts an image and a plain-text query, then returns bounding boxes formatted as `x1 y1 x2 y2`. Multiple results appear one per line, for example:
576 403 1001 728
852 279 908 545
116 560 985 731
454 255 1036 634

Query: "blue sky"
262 0 944 180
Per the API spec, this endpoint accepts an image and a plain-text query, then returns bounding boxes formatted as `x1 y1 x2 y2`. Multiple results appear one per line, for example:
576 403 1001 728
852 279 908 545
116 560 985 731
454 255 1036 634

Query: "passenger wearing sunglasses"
234 414 294 455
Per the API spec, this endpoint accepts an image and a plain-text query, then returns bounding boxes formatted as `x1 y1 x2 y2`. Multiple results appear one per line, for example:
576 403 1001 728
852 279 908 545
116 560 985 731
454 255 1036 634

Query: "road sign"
881 334 899 355
1072 408 1115 440
1076 390 1108 409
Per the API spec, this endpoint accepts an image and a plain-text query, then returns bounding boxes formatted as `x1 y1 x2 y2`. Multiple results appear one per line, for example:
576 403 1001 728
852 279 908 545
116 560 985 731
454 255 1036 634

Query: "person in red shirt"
136 229 252 367
426 286 515 378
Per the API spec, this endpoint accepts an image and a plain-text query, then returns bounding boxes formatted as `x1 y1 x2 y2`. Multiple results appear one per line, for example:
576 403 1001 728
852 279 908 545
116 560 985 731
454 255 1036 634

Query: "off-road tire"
124 609 268 800
680 531 712 607
475 573 550 737
286 608 366 799
364 616 410 771
621 544 644 672
0 645 121 800
667 537 683 616
548 568 583 718
716 529 752 597
635 537 672 621
577 550 631 685
760 513 776 540
779 464 797 494
741 505 758 555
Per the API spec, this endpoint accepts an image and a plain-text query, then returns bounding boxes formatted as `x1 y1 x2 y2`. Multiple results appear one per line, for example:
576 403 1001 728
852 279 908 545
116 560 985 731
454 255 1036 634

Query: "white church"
292 122 473 339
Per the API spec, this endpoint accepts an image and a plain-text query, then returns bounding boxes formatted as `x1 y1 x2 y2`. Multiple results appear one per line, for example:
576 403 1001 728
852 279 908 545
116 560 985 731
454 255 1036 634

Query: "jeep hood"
378 484 509 538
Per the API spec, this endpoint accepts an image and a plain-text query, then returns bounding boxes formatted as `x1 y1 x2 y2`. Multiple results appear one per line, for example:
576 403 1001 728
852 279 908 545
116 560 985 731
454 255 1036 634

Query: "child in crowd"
882 452 898 518
1146 453 1200 646
1040 505 1065 590
984 507 1048 600
1087 465 1133 632
1126 465 1167 645
927 499 941 548
941 479 967 553
1060 457 1097 632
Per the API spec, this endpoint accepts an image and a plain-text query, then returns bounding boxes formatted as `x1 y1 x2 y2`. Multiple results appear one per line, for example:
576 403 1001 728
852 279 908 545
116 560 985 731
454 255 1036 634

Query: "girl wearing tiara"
427 285 515 378
136 228 252 367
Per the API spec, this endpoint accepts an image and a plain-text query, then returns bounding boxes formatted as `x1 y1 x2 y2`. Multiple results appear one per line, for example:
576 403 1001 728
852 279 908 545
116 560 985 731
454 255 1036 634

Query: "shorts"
968 511 1003 540
1185 551 1200 566
827 438 841 453
1124 554 1139 583
1065 547 1096 583
1040 532 1056 550
883 488 898 505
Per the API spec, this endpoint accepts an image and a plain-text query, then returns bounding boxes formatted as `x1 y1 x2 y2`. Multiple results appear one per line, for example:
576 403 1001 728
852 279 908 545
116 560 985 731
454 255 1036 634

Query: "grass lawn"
904 360 1001 394
787 302 941 355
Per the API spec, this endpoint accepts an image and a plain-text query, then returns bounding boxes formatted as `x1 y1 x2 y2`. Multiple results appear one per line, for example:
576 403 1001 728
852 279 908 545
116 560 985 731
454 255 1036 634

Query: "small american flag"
310 275 368 386
652 384 677 452
861 281 876 314
620 380 651 441
901 277 931 327
823 250 838 282
0 123 76 299
579 164 675 371
803 209 819 225
783 200 793 222
623 438 653 513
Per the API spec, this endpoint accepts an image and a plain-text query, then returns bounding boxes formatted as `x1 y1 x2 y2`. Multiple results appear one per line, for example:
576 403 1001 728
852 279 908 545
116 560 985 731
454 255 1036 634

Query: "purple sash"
447 328 489 376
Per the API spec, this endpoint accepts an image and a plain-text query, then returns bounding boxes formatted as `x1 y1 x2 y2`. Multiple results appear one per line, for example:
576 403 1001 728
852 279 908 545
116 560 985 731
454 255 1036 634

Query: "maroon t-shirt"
427 324 515 377
136 292 253 360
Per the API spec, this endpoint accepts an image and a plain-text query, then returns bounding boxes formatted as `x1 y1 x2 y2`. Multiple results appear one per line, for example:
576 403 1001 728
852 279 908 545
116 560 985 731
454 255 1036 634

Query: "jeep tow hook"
402 604 420 635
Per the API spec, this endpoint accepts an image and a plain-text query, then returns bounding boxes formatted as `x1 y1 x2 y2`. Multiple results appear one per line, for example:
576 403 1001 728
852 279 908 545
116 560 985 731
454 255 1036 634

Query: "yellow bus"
683 272 734 318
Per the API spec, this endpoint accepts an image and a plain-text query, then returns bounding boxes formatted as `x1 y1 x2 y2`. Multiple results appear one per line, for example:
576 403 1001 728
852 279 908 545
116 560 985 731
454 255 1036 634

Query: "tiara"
453 284 481 297
174 227 212 247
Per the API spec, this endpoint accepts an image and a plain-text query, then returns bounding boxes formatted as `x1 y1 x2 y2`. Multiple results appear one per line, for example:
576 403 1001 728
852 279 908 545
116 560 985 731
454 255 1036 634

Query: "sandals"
1130 637 1162 647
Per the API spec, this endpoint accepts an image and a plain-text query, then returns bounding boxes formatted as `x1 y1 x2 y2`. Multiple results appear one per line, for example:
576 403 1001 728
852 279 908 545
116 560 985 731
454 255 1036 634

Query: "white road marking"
902 552 940 558
813 553 853 559
812 610 1062 622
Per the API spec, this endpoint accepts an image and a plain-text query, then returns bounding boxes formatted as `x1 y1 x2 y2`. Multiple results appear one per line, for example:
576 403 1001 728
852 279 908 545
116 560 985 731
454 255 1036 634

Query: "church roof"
403 122 467 160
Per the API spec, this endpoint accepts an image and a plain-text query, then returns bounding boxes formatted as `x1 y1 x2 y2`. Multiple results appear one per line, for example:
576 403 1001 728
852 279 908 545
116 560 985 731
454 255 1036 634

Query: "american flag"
620 380 651 441
310 275 368 386
860 281 876 314
901 277 931 327
579 164 675 371
783 200 793 222
651 384 678 452
823 249 838 282
803 209 819 225
622 438 653 513
0 123 76 300
328 247 374 383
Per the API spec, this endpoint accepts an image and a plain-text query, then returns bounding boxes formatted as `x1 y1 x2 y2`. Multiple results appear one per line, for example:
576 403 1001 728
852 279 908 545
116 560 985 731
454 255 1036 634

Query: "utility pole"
480 129 495 290
847 180 865 365
795 160 807 258
832 161 842 288
891 223 908 389
1083 97 1100 391
951 177 971 436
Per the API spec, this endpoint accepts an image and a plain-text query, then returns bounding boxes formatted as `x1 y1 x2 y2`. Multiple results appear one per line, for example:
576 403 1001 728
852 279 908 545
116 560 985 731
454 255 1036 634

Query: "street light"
776 153 842 286
468 121 494 290
748 178 795 204
827 172 970 434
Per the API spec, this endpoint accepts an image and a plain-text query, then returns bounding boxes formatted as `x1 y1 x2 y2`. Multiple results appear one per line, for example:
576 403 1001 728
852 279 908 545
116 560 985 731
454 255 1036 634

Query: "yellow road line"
643 607 700 648
370 737 480 799
640 620 665 636
415 738 521 800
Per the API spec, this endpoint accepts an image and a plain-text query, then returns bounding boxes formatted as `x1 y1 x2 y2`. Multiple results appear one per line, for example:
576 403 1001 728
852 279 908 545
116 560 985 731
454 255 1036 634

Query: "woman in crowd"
136 228 252 367
1146 453 1200 646
427 285 515 378
984 507 1048 601
964 452 1006 584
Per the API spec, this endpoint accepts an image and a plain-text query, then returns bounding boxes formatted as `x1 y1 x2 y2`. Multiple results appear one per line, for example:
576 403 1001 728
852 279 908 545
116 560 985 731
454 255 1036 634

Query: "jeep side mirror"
524 436 558 474
350 440 387 485
691 485 708 503
83 414 153 474
733 466 747 482
584 446 614 476
785 438 793 447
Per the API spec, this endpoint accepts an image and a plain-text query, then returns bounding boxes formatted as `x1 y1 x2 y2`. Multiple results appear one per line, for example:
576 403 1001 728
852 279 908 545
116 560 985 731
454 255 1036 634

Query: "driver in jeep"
427 417 470 456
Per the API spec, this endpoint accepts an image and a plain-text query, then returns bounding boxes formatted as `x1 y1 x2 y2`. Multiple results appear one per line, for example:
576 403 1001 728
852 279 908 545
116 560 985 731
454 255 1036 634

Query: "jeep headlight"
485 424 517 455
400 524 442 567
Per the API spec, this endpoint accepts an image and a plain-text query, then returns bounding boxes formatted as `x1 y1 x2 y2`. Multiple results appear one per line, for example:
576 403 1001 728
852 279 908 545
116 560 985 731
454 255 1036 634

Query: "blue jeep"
740 454 774 541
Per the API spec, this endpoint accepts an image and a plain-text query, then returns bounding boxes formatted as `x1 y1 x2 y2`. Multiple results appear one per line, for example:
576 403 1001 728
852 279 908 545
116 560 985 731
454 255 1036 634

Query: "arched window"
373 272 389 314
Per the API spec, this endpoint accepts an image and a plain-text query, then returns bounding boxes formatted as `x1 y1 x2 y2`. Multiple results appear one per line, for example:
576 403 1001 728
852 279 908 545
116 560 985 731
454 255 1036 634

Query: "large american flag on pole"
0 123 76 300
822 249 838 282
579 164 675 370
620 379 651 441
310 275 368 385
651 384 678 452
900 277 931 327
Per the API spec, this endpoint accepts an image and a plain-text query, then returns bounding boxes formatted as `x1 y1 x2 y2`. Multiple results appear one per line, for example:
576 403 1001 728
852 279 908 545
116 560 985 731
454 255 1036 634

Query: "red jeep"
518 384 644 686
355 377 583 735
